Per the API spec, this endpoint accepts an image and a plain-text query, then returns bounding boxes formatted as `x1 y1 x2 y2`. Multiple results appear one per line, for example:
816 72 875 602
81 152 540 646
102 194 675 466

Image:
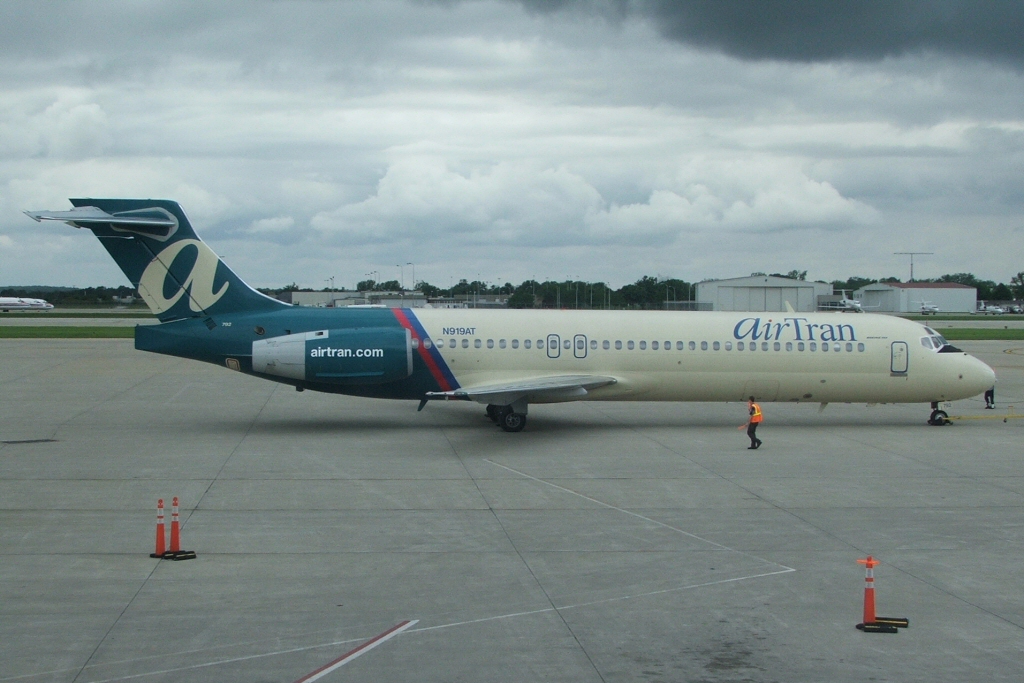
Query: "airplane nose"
964 355 996 395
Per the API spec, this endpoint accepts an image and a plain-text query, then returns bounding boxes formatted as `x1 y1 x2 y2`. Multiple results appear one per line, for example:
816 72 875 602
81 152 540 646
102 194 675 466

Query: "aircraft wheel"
485 404 499 422
499 409 526 432
929 409 949 426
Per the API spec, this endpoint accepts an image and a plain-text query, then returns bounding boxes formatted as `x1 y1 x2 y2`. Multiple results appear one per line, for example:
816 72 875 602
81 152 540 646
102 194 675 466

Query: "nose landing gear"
928 402 949 426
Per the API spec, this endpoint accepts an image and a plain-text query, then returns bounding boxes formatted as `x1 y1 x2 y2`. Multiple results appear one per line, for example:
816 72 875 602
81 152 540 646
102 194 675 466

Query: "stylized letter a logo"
138 239 229 315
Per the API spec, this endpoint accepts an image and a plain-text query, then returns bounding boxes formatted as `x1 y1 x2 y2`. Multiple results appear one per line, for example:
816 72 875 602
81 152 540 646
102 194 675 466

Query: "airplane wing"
425 374 617 406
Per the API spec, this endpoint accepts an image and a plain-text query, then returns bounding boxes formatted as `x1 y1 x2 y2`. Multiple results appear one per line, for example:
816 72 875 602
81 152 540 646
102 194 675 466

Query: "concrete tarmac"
1 339 1022 682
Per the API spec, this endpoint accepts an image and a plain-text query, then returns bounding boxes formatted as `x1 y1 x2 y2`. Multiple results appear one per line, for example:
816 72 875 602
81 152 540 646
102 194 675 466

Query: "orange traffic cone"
855 555 908 633
169 497 181 552
150 499 166 558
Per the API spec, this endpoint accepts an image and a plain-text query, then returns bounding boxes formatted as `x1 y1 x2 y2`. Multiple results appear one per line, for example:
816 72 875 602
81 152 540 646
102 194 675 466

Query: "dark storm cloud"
518 0 1024 64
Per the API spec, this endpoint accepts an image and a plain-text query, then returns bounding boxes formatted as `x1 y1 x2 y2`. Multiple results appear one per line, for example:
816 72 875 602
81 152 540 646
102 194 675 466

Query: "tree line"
259 269 1024 310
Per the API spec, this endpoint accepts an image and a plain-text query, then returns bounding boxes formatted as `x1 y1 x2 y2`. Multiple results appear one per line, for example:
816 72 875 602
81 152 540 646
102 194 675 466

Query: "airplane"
26 199 996 431
0 297 54 312
915 301 940 315
817 291 872 313
973 301 1006 315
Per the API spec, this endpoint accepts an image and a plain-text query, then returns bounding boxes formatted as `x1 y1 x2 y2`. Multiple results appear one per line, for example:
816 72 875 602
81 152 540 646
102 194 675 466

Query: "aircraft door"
547 334 561 359
573 334 587 359
891 341 909 374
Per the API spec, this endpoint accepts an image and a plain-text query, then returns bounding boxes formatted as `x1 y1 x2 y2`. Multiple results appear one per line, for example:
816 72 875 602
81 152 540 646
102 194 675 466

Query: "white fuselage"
410 309 994 404
0 297 53 311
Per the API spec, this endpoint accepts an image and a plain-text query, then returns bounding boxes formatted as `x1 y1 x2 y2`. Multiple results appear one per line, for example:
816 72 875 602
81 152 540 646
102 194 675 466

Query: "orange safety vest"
749 402 763 423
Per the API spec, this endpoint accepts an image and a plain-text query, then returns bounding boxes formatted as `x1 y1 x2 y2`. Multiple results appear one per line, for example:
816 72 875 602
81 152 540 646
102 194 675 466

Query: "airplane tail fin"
26 199 287 322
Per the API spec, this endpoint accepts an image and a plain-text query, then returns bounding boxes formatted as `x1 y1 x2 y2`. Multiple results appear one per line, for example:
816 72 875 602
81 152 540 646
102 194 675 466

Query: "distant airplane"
26 199 995 431
973 301 1006 315
0 297 53 312
818 291 870 313
915 301 940 315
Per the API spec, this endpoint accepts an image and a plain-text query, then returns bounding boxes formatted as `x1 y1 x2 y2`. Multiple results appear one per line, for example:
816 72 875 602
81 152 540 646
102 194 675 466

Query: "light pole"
407 263 414 291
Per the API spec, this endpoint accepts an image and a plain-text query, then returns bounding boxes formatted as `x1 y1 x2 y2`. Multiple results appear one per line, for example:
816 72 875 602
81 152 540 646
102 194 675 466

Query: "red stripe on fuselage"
392 309 453 392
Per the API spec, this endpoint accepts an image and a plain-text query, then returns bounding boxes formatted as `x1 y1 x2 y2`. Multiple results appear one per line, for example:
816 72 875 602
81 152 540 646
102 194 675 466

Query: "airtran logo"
138 239 228 314
310 347 385 358
734 317 858 342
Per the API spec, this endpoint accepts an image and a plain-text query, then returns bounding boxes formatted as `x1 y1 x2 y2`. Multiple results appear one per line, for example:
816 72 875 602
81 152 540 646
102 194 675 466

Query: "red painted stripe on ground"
293 620 417 683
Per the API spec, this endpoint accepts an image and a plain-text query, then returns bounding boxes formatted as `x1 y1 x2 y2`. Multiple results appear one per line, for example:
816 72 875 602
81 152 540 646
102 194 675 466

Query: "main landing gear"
928 401 949 426
486 404 527 432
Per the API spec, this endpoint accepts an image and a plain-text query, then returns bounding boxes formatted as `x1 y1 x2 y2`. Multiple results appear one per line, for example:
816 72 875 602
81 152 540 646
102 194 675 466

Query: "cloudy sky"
2 0 1023 289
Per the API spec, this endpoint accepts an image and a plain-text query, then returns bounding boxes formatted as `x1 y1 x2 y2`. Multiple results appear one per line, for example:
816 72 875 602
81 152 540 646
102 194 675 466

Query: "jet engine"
252 328 413 385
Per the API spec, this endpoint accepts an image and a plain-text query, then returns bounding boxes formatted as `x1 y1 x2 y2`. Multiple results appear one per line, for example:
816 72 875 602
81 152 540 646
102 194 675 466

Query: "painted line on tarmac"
410 567 795 635
483 458 795 572
293 620 417 683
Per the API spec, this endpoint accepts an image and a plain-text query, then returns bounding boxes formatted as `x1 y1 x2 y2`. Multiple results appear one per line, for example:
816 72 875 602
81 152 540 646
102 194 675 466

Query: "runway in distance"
1 297 53 312
26 199 996 431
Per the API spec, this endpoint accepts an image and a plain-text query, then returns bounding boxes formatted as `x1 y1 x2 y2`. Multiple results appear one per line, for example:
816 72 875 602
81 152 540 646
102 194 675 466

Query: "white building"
697 275 831 312
854 282 976 313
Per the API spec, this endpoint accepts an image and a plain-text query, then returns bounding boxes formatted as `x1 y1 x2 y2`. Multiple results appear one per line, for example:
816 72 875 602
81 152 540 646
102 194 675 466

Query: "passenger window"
712 341 720 350
846 342 853 352
737 341 744 350
676 341 683 350
615 340 622 350
834 343 841 352
688 341 696 350
487 339 494 349
462 339 469 348
857 343 865 352
639 341 647 350
563 339 571 350
809 342 816 351
499 339 506 349
822 343 829 352
725 341 732 350
577 338 585 350
700 341 708 350
512 339 519 349
590 339 598 350
785 342 792 351
750 343 756 351
603 340 610 350
524 339 531 349
424 338 433 349
537 339 544 349
761 342 769 351
798 342 805 351
627 341 635 350
773 342 780 351
664 341 671 350
475 339 482 349
651 341 659 350
412 338 420 349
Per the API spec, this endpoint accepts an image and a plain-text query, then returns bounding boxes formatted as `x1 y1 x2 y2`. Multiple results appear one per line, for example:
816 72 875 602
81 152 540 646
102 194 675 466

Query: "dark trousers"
747 422 759 446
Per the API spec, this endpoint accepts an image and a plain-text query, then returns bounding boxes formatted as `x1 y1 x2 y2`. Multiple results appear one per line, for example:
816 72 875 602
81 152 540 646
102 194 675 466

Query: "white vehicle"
0 297 54 312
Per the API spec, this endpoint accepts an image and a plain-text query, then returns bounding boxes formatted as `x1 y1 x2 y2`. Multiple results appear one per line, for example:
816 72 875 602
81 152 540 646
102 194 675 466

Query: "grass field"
935 328 1024 341
0 327 134 338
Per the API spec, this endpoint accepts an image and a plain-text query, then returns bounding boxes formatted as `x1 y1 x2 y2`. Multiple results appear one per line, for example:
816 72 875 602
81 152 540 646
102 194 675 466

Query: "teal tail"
26 199 287 322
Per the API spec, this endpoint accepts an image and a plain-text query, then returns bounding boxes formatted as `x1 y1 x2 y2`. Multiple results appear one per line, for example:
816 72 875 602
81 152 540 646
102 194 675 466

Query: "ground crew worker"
985 386 995 409
746 396 763 449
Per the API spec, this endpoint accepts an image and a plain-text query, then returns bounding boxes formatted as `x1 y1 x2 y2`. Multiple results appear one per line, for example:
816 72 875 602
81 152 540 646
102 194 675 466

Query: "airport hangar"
696 275 831 312
855 282 977 313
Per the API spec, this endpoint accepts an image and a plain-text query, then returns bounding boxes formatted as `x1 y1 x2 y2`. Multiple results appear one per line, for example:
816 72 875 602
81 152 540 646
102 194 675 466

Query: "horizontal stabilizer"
25 206 177 228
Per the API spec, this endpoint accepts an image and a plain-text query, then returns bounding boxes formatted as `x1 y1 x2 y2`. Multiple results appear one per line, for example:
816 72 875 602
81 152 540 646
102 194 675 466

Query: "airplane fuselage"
137 307 994 406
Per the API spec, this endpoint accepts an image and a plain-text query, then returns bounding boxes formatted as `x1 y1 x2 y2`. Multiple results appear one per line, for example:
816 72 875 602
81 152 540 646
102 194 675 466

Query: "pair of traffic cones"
855 556 908 633
150 497 196 561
